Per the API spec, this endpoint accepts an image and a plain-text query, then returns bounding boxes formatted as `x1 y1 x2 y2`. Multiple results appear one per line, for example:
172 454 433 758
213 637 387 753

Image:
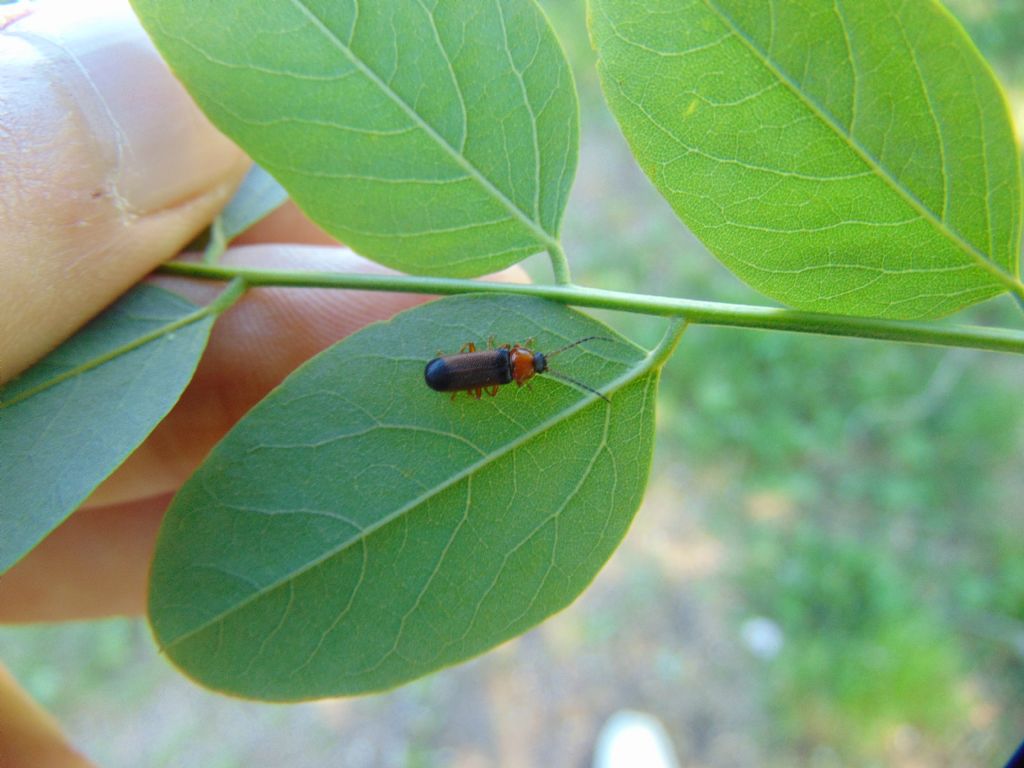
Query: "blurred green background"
2 1 1022 766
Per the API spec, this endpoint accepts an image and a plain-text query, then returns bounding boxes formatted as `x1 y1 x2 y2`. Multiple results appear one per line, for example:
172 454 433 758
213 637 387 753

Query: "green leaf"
130 0 578 278
219 163 289 241
198 163 290 264
589 0 1023 319
0 285 214 573
148 295 657 699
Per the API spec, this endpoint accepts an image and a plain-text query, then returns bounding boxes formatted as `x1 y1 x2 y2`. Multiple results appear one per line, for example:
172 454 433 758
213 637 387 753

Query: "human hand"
0 3 528 760
0 0 520 625
0 2 452 762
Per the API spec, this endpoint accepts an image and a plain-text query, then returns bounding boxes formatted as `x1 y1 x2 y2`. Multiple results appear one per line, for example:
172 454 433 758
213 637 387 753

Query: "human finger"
0 0 248 382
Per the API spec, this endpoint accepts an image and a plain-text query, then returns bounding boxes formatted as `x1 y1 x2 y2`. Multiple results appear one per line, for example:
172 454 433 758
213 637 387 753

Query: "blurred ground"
1 1 1022 766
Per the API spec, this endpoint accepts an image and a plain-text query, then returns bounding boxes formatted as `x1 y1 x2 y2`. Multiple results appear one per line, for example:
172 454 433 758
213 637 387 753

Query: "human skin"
0 2 521 764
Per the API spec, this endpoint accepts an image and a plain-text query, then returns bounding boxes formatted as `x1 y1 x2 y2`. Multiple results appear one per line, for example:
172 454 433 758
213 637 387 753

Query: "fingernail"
3 0 246 213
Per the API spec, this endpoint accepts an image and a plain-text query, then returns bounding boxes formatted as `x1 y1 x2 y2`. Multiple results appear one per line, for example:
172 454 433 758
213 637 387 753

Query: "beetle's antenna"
545 336 615 359
543 369 611 403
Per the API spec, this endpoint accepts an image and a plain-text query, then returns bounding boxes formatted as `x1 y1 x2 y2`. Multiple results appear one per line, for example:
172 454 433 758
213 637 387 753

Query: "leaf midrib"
160 353 659 651
0 302 208 410
1 282 246 408
704 0 1022 295
286 0 559 252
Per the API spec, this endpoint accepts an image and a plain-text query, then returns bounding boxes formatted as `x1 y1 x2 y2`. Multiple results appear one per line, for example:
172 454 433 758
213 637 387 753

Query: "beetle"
424 336 612 401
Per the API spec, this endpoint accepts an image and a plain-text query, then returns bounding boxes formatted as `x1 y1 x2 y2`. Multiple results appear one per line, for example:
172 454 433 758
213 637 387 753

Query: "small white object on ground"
592 710 682 768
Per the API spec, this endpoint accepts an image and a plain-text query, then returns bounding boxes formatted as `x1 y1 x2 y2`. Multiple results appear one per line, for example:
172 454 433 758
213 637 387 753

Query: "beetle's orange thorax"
509 345 537 386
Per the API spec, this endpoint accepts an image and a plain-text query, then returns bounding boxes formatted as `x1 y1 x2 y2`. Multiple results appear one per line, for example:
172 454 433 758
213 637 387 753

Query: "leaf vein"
284 0 558 250
703 0 1021 293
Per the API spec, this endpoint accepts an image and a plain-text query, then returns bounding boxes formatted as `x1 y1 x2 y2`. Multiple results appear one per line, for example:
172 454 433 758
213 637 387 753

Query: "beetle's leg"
524 336 535 350
473 387 482 399
486 385 500 397
487 335 497 350
459 341 477 354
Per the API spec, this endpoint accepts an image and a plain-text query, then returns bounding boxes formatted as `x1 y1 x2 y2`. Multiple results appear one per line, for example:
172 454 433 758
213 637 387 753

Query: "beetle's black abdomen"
424 349 512 392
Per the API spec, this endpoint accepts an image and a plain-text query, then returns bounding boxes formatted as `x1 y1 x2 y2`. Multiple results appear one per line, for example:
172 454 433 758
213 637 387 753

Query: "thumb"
0 0 249 382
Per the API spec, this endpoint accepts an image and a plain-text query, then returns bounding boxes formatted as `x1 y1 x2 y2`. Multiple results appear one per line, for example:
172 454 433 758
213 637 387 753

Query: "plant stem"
202 217 227 265
648 317 689 369
548 244 572 285
156 261 1024 356
208 276 249 313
